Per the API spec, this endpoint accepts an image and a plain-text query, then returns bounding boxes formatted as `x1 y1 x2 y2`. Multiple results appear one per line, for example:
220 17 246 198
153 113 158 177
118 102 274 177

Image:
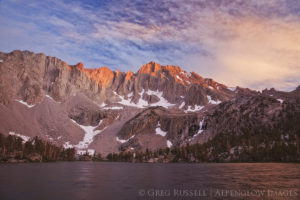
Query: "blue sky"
0 0 300 91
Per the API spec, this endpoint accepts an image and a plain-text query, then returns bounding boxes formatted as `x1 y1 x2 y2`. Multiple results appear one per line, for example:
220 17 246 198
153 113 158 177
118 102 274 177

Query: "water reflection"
0 162 299 200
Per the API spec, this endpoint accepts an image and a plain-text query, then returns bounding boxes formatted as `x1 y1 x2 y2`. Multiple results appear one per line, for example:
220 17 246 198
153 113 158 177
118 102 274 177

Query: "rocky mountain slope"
0 50 299 157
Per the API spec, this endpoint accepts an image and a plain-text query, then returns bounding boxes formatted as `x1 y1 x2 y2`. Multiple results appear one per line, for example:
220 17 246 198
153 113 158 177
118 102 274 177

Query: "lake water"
0 162 299 200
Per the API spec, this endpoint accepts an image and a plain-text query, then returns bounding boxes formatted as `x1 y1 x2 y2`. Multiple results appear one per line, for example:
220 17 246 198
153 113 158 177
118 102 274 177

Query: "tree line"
106 129 300 163
0 133 75 162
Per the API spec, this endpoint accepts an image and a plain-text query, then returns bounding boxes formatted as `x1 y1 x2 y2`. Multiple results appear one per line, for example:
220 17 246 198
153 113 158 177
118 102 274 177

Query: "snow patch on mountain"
45 134 54 141
188 118 205 142
45 95 61 103
167 140 172 148
184 105 204 113
277 99 284 104
116 90 174 108
179 102 185 109
127 92 133 98
181 71 191 78
15 100 35 108
155 122 167 137
9 132 30 143
100 102 107 107
45 95 54 100
116 91 148 108
70 119 105 149
103 106 124 110
116 135 135 143
176 75 183 82
207 95 221 104
193 118 205 138
145 90 175 108
228 87 236 91
77 149 95 156
63 141 73 149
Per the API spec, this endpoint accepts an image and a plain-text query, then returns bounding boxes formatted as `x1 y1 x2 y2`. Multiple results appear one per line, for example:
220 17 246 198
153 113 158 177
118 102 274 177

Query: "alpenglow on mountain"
0 50 299 161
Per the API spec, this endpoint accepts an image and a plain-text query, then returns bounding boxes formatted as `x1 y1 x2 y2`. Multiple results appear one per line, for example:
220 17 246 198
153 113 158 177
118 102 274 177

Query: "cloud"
0 0 299 91
211 17 300 91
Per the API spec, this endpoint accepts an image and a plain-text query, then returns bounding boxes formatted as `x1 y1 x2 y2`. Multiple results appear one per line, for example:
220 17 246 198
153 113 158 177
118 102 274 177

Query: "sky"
0 0 300 91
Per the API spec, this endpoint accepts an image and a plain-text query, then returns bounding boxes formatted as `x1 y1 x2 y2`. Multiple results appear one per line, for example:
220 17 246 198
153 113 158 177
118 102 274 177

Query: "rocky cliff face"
201 91 300 139
117 107 201 151
0 50 233 108
0 50 299 156
0 51 103 105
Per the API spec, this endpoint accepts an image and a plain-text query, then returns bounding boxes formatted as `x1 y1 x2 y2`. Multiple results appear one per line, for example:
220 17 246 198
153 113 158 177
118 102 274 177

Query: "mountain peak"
148 60 159 65
83 65 114 88
74 62 84 70
138 61 162 75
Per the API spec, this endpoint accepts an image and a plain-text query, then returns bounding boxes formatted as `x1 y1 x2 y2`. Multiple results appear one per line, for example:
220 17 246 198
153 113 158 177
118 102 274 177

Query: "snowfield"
70 119 105 149
116 90 148 108
116 89 175 108
145 90 175 108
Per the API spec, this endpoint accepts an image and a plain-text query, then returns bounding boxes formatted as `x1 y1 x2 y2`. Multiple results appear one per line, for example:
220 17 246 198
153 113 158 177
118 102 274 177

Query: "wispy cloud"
0 0 299 91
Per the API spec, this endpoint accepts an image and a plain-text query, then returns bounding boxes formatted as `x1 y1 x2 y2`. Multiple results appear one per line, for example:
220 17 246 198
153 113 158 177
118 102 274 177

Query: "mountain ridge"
0 50 299 159
0 50 234 107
